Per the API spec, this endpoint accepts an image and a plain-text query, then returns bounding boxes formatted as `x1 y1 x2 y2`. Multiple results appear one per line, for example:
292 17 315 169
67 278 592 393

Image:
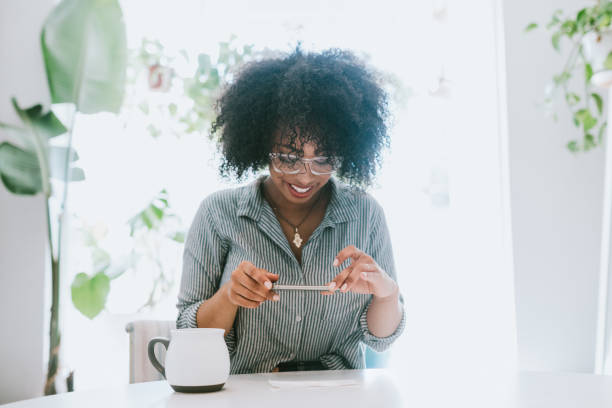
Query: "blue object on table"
365 346 389 368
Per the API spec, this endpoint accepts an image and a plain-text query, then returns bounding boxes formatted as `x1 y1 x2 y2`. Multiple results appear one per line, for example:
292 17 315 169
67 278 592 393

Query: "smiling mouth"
289 184 313 193
288 183 313 194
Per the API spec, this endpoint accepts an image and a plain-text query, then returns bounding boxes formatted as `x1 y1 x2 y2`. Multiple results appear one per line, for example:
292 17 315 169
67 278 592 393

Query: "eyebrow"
277 144 326 156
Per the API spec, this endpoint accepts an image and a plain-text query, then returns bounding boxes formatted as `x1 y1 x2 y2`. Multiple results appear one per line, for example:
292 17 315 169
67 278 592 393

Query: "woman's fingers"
333 245 362 268
341 263 378 292
240 269 275 300
241 262 272 288
233 282 267 303
229 261 280 306
330 264 353 292
230 291 262 309
328 245 367 292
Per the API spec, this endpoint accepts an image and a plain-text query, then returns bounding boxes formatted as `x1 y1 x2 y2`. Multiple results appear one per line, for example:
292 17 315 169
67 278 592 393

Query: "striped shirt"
176 175 406 374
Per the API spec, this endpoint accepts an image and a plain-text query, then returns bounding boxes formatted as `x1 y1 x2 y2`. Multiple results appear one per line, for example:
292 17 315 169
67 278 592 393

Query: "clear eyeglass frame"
268 152 338 176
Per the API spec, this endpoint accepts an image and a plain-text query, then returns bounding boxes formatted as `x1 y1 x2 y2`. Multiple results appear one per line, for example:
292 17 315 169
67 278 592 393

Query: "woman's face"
267 136 332 207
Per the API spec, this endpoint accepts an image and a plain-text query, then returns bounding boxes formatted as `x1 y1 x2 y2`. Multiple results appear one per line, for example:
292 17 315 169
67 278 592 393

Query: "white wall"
503 0 603 372
0 0 54 403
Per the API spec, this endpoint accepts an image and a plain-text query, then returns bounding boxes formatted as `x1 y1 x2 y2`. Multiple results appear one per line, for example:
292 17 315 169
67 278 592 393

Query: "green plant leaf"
585 63 593 83
576 8 587 29
599 121 608 144
48 145 85 182
197 53 211 74
552 31 562 51
585 133 596 150
7 99 68 196
138 101 149 114
71 272 110 319
575 109 598 132
169 231 185 243
92 247 111 274
525 22 538 32
567 140 580 152
150 204 164 220
0 142 43 195
41 0 127 114
0 122 32 149
547 13 562 29
141 211 154 229
553 71 571 85
561 20 576 36
168 103 177 116
566 92 580 106
598 13 611 30
592 93 604 115
605 51 612 70
12 98 67 140
146 124 161 138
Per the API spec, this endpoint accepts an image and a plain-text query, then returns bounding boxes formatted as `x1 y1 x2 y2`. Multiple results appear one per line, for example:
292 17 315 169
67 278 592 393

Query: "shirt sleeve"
176 198 229 330
359 199 406 352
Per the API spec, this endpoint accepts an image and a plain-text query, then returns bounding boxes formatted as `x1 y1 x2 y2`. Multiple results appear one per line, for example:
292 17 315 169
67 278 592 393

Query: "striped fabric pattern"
176 175 406 374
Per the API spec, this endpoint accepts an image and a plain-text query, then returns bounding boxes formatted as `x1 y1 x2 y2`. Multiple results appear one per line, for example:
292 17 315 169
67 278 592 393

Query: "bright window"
63 0 516 389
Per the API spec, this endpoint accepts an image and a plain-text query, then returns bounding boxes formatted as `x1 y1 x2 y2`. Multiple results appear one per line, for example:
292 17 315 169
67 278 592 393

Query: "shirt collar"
236 175 359 225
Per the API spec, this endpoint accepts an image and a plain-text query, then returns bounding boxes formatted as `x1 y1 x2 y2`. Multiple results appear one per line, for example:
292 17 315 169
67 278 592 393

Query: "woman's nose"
296 163 317 182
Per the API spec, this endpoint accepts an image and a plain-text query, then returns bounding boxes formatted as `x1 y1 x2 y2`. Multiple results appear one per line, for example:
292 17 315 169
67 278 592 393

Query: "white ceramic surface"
4 369 612 408
156 328 230 387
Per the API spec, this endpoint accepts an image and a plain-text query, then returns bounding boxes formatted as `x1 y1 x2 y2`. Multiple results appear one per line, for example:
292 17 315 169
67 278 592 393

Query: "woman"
177 47 405 374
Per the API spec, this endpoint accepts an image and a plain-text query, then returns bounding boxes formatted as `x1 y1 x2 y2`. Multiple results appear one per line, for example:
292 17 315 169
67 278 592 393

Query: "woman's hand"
226 261 280 308
325 245 398 298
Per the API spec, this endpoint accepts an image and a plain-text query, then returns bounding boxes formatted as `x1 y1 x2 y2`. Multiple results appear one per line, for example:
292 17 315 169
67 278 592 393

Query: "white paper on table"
268 378 360 389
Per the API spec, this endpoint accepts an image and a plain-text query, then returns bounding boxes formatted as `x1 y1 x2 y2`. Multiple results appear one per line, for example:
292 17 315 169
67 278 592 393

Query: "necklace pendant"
293 229 303 248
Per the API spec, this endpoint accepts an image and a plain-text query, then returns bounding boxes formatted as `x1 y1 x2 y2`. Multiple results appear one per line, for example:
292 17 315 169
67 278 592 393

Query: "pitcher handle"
148 337 170 378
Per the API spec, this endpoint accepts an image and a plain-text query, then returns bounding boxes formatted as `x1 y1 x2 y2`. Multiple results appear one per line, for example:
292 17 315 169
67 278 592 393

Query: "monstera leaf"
41 0 127 113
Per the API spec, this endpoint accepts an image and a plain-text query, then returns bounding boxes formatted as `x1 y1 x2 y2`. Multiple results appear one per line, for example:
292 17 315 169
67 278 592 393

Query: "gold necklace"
263 183 325 249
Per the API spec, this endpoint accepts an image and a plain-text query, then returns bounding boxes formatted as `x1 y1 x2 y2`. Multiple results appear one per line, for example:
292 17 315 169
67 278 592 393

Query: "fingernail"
273 294 280 301
333 258 339 267
361 272 368 280
341 283 347 292
328 282 337 290
264 281 272 289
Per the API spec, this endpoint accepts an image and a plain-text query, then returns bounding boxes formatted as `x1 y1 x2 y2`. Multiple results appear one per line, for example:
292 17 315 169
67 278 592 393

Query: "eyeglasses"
268 153 337 175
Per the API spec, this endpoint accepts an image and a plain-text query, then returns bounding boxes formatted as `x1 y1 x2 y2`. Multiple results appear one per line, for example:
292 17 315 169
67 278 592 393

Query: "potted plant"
526 1 612 152
0 0 127 394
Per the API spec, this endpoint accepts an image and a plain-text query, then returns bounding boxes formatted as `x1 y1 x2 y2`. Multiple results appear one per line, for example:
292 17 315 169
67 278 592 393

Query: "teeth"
290 184 312 193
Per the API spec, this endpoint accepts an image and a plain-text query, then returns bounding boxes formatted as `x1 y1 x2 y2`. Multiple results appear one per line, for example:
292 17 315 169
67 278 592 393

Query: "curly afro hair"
210 47 390 186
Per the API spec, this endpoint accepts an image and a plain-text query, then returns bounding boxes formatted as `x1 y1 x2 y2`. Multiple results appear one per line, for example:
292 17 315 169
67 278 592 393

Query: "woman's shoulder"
331 178 385 219
194 183 252 219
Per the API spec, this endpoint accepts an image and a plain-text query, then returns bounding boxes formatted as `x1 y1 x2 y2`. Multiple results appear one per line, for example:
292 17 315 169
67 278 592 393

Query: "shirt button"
296 315 302 322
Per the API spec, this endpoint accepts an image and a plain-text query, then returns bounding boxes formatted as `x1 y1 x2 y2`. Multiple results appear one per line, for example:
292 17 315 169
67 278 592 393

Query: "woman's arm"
366 284 402 337
328 245 403 337
196 281 238 335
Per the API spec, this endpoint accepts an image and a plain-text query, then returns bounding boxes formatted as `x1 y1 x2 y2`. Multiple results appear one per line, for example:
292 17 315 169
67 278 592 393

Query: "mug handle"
148 337 170 378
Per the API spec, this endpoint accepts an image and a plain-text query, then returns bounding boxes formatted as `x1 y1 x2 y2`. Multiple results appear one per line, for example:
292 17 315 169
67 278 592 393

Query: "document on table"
268 378 360 389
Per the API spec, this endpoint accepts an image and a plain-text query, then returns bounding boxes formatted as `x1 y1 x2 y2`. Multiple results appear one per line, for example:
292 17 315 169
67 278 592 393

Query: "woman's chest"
220 219 361 287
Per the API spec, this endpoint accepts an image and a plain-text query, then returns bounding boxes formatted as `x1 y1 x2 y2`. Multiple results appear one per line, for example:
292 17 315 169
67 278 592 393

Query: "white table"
3 369 612 407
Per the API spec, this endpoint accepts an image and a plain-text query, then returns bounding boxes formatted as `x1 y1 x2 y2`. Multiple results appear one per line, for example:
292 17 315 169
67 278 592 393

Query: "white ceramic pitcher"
148 328 230 393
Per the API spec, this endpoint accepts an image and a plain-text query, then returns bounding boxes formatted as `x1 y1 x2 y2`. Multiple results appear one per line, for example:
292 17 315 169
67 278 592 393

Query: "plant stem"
57 108 77 270
44 107 77 395
43 200 60 395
